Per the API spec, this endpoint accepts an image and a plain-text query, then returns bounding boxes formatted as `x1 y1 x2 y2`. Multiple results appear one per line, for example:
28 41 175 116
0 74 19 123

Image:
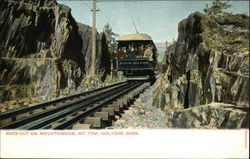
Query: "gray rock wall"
0 0 110 107
154 12 249 109
153 12 249 128
165 103 249 129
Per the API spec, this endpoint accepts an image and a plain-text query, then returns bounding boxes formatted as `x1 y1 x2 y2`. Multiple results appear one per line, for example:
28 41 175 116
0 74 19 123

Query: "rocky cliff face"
0 0 110 112
77 23 111 80
0 0 84 63
153 12 249 128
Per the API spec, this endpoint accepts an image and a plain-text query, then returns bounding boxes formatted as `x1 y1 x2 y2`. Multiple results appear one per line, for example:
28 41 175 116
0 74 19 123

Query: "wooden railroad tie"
84 117 102 128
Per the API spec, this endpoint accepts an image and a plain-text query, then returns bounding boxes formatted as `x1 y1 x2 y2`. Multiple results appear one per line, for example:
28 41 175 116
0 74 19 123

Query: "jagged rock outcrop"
165 103 249 129
0 0 111 112
0 0 84 64
77 23 111 80
153 12 249 128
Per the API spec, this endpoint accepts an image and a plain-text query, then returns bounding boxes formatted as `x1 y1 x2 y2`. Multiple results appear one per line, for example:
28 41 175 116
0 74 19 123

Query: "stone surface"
154 12 249 110
111 83 248 129
110 83 169 129
112 12 249 129
165 103 249 128
152 12 249 128
0 0 111 112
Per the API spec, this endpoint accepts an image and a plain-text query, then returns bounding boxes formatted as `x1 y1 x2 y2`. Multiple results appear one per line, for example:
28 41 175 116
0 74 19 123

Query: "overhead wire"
82 1 92 9
127 2 145 34
132 8 146 34
80 1 122 35
59 0 146 35
98 10 122 35
82 0 121 34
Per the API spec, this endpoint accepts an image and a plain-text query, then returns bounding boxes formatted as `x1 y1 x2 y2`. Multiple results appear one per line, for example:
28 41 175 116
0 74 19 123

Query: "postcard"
0 0 249 158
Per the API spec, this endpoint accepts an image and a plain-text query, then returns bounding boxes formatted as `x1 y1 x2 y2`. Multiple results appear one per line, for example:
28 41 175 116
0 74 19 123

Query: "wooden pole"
91 0 97 76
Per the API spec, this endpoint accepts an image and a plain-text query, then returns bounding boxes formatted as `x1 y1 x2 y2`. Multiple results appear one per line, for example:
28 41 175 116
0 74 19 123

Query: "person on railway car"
134 47 139 58
143 45 153 61
122 47 127 58
117 48 121 59
127 45 132 58
117 48 124 59
130 46 136 58
138 45 144 58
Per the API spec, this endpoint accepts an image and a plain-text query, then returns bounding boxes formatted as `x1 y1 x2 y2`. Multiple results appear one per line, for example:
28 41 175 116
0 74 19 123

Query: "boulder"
165 103 249 129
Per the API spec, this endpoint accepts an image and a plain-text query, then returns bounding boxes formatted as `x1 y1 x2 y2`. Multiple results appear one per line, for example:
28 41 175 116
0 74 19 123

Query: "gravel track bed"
109 83 169 129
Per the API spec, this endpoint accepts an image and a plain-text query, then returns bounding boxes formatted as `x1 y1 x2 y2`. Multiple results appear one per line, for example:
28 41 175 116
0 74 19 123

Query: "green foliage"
201 12 249 54
103 23 119 53
201 0 249 54
216 12 249 28
102 23 119 78
99 33 111 81
204 0 231 17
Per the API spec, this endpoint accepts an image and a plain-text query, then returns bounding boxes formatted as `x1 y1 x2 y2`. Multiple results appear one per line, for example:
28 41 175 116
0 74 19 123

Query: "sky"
57 0 249 42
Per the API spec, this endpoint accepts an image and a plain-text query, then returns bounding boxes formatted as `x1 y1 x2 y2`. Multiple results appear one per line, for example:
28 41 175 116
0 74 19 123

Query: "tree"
102 23 119 78
103 23 119 53
99 33 111 81
204 0 231 17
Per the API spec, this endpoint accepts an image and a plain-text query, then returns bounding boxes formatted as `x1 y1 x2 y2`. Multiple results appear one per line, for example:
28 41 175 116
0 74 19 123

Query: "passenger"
143 46 153 61
138 45 144 58
130 46 136 58
117 48 124 59
122 47 126 58
134 47 138 57
127 45 132 58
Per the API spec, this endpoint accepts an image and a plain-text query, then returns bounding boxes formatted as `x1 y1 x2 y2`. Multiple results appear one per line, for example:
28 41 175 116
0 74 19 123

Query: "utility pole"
91 0 99 76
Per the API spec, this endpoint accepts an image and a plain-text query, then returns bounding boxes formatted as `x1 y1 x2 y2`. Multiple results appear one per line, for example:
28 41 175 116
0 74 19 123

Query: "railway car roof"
117 34 152 41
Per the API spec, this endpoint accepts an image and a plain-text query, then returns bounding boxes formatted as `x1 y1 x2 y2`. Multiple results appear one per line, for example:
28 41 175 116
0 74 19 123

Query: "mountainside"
155 42 167 62
153 12 249 128
0 0 110 112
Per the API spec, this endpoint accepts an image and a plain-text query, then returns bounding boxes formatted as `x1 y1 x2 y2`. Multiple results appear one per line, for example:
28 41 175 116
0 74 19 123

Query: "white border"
1 129 249 158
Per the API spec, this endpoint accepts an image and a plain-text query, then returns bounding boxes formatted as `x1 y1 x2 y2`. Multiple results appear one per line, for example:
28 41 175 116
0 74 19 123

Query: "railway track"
0 81 150 129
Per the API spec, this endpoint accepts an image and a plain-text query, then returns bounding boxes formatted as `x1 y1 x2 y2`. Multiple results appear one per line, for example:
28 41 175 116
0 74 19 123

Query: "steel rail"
0 81 128 121
16 82 138 130
54 82 143 129
0 82 138 129
26 82 142 130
